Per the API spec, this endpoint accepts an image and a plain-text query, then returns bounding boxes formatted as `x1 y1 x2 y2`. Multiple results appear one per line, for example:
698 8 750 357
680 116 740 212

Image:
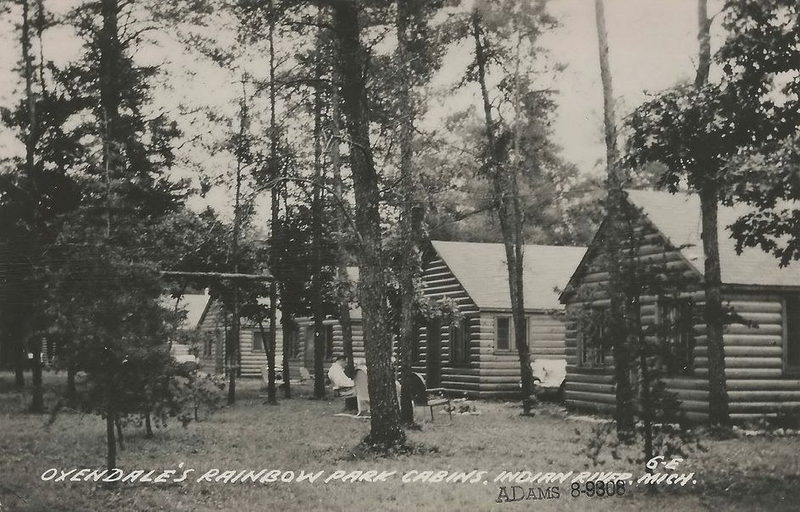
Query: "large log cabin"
416 240 586 397
560 190 800 422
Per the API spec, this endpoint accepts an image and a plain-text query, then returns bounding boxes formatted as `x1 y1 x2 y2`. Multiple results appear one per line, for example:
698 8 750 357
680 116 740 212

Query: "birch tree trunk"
594 0 634 435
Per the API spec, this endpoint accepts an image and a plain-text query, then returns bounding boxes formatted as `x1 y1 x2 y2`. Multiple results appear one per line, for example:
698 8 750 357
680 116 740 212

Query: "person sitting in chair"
328 356 355 397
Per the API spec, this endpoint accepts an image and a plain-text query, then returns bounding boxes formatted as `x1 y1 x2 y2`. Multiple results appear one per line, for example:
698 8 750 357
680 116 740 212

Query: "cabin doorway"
426 318 441 388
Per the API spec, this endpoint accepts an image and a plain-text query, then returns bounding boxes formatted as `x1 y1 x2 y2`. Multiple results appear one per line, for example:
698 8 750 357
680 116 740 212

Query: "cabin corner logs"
188 190 800 423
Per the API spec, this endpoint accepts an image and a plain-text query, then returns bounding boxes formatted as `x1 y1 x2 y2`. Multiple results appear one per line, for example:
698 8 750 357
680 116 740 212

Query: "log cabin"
167 292 213 363
196 267 362 380
560 189 800 423
287 307 364 380
287 267 364 379
416 240 586 398
196 297 284 378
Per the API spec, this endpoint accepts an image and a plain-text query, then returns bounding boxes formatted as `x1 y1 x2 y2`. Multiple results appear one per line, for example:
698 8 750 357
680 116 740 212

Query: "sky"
0 0 726 216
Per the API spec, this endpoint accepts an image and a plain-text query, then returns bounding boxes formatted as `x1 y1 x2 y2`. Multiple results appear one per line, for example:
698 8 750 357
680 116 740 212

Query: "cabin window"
323 324 335 359
252 331 265 353
495 316 511 351
284 324 299 359
657 298 694 376
450 318 470 366
203 335 213 357
786 296 800 370
579 308 606 367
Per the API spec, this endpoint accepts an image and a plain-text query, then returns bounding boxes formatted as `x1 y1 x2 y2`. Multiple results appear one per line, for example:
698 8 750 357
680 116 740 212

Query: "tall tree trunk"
695 0 729 427
280 314 292 398
99 0 122 239
21 0 44 411
115 415 124 450
266 0 279 406
144 409 153 438
330 88 356 383
471 11 534 414
396 0 423 425
311 47 327 399
594 0 634 436
30 336 43 413
695 0 711 89
67 365 76 402
331 1 404 449
259 321 277 404
105 382 117 470
15 350 25 388
228 81 248 406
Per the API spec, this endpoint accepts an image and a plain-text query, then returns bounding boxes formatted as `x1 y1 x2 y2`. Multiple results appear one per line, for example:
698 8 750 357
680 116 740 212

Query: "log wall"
419 254 570 398
287 317 364 380
196 300 284 378
564 211 800 422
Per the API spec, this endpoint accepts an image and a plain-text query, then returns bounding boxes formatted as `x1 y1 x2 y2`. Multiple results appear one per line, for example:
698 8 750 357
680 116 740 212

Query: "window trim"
578 307 607 368
656 296 695 377
449 317 470 367
493 315 530 354
783 296 800 376
252 330 265 353
494 315 512 352
284 323 299 359
323 324 335 360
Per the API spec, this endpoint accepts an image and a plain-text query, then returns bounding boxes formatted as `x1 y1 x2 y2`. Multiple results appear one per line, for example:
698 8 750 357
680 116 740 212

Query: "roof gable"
626 189 800 288
430 240 586 310
161 293 211 330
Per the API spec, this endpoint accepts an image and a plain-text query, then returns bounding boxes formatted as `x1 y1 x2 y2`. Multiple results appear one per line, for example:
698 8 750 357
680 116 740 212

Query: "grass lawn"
1 372 799 512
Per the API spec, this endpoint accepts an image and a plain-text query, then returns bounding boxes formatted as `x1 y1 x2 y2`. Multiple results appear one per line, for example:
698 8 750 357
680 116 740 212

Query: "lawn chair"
531 359 567 398
353 367 370 416
352 367 402 417
409 373 452 422
328 362 355 397
261 364 284 391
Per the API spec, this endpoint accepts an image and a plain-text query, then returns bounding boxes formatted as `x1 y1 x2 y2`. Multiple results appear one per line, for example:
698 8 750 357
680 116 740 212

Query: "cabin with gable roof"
560 189 800 422
416 240 586 397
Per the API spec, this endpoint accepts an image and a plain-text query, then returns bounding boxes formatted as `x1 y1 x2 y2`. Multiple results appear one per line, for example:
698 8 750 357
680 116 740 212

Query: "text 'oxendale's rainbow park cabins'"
560 190 800 423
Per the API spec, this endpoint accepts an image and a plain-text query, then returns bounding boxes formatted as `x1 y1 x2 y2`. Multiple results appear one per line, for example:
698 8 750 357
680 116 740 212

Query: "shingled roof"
431 240 587 310
161 293 211 330
625 189 800 288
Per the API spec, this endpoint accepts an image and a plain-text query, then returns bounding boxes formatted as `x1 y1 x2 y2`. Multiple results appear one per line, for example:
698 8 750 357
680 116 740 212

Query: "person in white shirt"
328 356 354 395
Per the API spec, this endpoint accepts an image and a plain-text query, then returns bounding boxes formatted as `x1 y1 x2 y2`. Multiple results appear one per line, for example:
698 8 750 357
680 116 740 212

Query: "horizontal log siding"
565 213 800 421
564 218 698 415
287 317 364 380
477 312 567 396
196 300 284 378
419 254 569 398
419 257 481 396
239 327 284 378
